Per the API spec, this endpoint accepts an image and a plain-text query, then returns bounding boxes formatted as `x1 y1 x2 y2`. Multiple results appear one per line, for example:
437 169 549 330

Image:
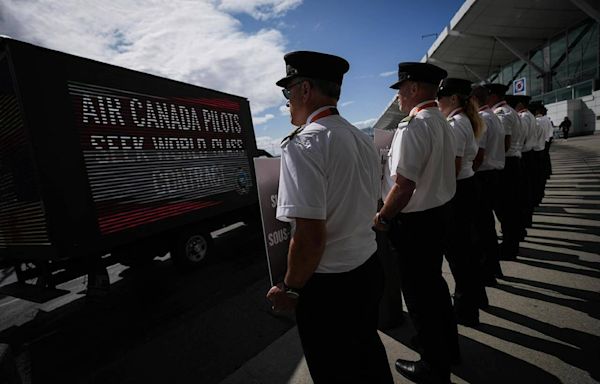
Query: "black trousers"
541 140 553 195
497 156 522 256
532 150 545 206
474 169 501 278
543 140 553 179
376 230 404 330
520 151 535 228
388 202 459 372
296 254 393 384
445 176 485 320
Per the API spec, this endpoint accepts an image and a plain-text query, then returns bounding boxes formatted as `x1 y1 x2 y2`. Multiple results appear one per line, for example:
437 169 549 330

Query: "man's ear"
301 80 311 101
410 81 419 96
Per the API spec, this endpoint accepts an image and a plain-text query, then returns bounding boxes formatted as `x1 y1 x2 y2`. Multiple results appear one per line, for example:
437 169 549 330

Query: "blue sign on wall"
513 77 526 95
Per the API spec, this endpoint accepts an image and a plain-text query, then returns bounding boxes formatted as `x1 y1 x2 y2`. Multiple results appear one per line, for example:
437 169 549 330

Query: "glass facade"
487 19 599 102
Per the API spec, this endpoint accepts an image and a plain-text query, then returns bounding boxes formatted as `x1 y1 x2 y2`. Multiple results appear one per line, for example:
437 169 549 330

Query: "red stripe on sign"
172 97 240 111
98 200 222 234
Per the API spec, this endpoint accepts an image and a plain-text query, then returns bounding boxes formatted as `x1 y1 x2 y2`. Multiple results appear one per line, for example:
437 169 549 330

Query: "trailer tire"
171 230 213 268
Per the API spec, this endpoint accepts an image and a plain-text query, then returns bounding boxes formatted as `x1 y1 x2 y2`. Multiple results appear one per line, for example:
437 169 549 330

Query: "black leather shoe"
395 359 451 384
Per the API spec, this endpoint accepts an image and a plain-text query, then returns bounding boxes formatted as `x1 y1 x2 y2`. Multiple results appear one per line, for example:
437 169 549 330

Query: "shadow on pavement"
0 228 294 384
383 315 562 384
518 246 600 271
481 305 600 381
494 278 600 321
515 258 600 279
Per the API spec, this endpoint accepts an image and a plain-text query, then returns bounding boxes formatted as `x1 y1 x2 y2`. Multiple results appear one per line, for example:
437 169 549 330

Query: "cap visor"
276 75 296 87
389 81 401 89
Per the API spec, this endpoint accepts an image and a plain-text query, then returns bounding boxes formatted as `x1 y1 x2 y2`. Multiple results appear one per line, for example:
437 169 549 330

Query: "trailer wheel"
172 231 212 268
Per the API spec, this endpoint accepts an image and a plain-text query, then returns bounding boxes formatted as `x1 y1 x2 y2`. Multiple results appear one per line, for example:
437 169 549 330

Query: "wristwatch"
377 212 391 226
283 283 301 299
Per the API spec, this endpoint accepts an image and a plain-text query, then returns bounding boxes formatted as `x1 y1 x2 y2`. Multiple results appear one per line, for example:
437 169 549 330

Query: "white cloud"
352 118 377 129
253 113 275 125
217 0 302 20
0 0 297 115
340 100 354 107
279 104 290 115
255 135 283 156
379 70 396 77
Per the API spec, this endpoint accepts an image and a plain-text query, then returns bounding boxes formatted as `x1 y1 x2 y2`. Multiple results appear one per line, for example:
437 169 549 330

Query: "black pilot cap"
437 78 473 98
529 101 544 110
517 95 532 106
390 62 447 89
275 51 350 88
504 95 520 108
484 83 509 96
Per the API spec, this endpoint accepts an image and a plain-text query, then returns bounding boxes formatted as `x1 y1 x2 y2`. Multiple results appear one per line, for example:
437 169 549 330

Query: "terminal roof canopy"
424 0 599 82
374 0 600 131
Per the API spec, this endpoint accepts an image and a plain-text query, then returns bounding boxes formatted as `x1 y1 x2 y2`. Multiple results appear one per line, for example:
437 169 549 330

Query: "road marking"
0 298 20 308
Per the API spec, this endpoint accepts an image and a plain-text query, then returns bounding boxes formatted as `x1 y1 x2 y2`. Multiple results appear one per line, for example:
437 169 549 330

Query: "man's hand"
373 212 389 232
267 283 298 312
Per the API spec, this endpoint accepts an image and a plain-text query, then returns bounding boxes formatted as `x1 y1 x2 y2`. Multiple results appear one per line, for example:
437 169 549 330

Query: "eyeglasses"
282 80 304 99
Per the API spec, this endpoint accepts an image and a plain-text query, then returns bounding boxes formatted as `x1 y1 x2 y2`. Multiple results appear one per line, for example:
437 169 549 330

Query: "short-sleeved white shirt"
493 101 522 157
533 114 547 151
478 106 506 171
447 109 477 180
539 115 554 142
383 100 456 213
520 109 537 152
277 106 380 273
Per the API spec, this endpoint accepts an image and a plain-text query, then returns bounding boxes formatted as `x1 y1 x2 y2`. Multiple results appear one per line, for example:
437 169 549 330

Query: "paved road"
223 134 600 384
0 225 295 384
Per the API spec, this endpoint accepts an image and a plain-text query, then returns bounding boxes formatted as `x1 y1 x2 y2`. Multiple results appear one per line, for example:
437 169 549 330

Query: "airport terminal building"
374 0 600 135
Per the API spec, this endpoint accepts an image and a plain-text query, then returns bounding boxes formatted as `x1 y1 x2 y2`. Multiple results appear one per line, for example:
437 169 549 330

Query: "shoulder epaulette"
398 115 414 128
280 125 305 147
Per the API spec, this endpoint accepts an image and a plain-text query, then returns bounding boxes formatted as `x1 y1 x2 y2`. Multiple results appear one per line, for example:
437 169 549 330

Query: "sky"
0 0 464 155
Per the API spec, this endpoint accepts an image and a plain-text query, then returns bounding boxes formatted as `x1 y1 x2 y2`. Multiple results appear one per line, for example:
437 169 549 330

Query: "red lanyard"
309 107 339 124
478 105 489 112
414 101 437 114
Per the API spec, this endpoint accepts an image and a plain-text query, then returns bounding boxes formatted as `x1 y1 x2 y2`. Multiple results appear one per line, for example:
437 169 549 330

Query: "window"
551 33 568 89
529 49 544 96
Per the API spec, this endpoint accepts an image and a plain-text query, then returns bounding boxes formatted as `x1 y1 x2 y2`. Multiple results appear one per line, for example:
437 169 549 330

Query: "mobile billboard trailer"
0 37 261 299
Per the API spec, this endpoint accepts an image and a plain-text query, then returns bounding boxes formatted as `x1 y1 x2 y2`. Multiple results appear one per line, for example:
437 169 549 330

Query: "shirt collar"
448 107 463 118
305 105 337 126
409 100 437 117
492 101 507 109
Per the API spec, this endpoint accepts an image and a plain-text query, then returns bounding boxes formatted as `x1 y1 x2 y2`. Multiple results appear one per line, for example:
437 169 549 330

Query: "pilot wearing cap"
532 103 554 194
512 95 537 252
483 84 523 279
267 51 393 384
436 77 486 327
470 85 505 296
374 62 459 384
529 99 548 208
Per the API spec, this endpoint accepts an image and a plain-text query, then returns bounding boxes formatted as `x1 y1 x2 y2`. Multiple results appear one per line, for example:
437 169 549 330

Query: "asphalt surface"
1 133 599 384
0 225 296 384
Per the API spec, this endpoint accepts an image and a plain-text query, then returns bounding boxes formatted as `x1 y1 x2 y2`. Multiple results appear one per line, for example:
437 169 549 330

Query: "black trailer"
0 37 260 299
